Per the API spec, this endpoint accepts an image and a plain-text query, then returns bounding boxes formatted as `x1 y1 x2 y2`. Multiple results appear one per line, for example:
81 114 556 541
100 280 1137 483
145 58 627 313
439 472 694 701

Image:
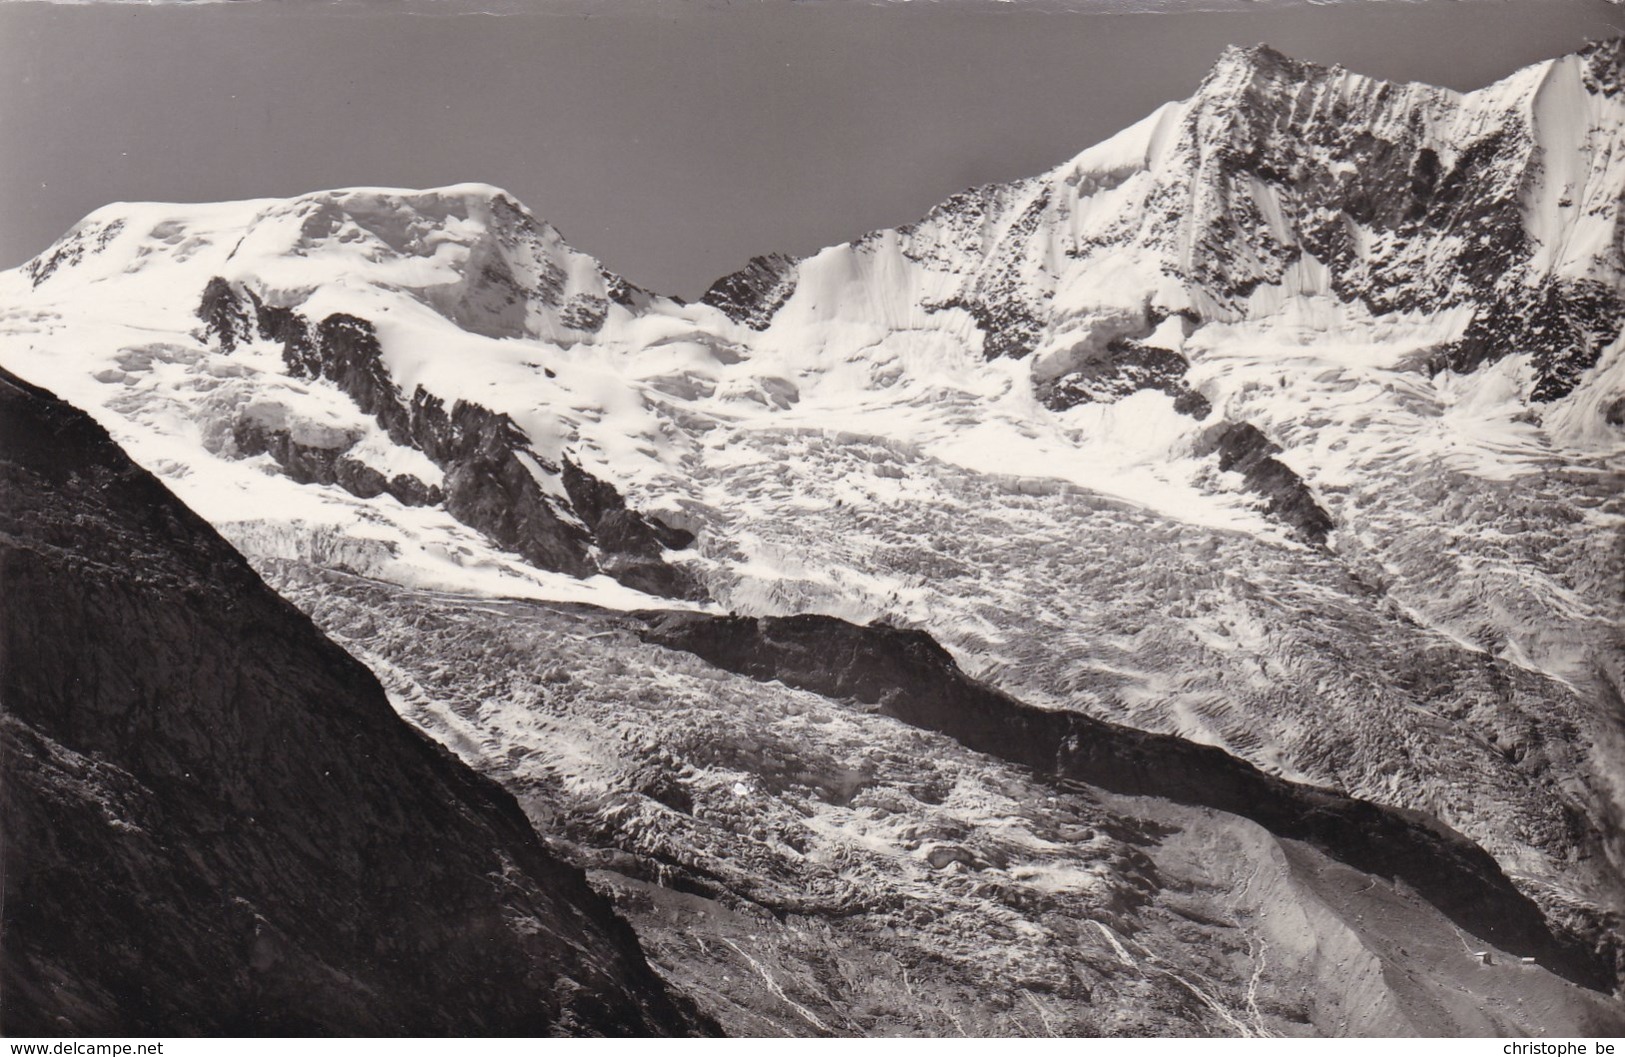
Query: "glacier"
2 36 1624 1035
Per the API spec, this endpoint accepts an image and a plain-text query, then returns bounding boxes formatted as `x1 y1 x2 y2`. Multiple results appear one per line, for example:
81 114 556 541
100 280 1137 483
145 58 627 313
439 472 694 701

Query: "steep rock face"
913 185 1057 362
0 367 713 1036
1159 42 1625 397
700 252 797 330
638 610 1618 993
229 416 445 509
198 280 705 600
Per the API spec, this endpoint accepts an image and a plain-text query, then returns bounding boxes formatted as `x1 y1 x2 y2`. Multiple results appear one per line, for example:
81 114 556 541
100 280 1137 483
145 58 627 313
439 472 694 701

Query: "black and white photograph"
1 0 1623 1040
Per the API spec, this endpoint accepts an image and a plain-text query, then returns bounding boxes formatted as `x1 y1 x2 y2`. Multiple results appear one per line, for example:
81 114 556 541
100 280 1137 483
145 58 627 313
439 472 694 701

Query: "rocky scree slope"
0 366 713 1036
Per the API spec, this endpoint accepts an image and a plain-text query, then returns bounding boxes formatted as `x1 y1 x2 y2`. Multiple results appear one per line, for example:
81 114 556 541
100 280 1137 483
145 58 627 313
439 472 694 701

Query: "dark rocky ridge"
1193 421 1334 544
700 253 798 330
198 279 705 600
231 417 445 509
0 366 716 1036
638 610 1618 994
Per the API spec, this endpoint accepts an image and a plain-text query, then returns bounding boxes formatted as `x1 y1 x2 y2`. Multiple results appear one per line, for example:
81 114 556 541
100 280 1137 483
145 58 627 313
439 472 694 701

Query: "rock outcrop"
1036 336 1212 419
700 252 797 330
198 281 706 600
1193 421 1333 544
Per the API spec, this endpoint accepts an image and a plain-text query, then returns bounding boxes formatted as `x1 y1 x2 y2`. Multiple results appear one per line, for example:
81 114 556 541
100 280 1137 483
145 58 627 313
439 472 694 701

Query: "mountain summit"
707 36 1624 405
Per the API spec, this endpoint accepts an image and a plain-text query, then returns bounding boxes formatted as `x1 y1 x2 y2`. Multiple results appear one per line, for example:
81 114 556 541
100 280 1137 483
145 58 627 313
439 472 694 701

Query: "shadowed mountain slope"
0 367 714 1037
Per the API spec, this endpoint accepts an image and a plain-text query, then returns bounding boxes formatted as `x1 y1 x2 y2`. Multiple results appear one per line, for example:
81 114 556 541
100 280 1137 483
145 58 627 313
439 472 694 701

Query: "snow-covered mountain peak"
1186 40 1462 146
713 38 1624 424
1200 41 1345 96
1 182 735 606
2 44 1621 611
19 182 670 349
225 183 548 280
231 183 668 342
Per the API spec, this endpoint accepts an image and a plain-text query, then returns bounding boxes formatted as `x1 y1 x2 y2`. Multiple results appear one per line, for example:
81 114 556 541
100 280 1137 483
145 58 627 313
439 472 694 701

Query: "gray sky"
1 0 1621 298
